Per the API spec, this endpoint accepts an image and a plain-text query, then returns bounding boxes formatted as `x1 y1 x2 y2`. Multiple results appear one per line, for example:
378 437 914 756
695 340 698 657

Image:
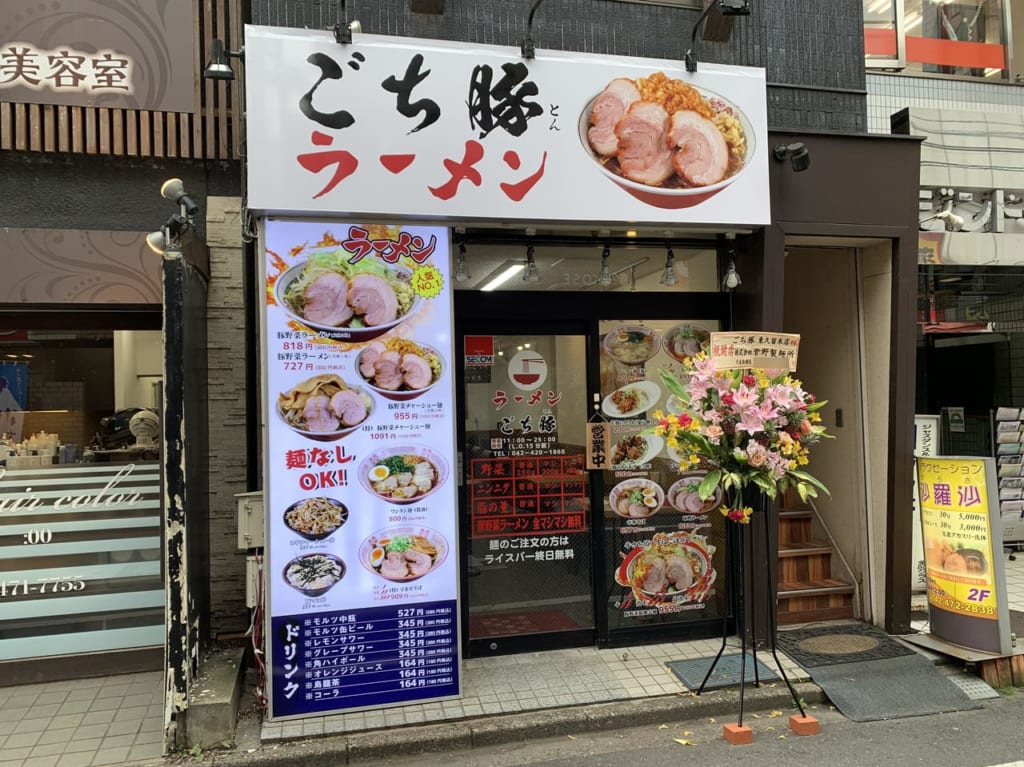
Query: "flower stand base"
789 714 820 736
722 723 753 745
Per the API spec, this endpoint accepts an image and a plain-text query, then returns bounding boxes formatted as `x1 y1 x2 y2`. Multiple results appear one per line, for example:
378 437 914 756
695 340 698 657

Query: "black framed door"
455 292 735 657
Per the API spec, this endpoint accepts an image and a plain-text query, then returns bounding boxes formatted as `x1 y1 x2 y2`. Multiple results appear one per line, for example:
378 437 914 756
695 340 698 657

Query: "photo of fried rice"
584 72 748 190
283 497 348 540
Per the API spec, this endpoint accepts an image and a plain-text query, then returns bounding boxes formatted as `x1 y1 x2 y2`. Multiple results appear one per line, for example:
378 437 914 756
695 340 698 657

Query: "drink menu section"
468 455 587 538
597 320 728 633
263 220 459 719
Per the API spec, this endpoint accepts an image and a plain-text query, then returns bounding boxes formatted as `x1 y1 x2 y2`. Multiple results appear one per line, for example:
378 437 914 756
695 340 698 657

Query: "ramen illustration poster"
597 319 728 631
261 219 461 719
916 456 1013 655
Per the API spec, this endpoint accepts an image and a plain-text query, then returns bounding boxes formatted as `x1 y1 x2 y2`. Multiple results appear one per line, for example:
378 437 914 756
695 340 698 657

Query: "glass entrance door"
461 332 595 655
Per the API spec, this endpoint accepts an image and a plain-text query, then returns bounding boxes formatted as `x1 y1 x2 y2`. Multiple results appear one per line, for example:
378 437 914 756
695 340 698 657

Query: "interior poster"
597 319 727 632
916 455 1013 655
262 220 460 719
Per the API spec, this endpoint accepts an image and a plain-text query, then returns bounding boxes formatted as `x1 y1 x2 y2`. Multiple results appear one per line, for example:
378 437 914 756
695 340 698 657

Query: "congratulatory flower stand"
649 351 832 743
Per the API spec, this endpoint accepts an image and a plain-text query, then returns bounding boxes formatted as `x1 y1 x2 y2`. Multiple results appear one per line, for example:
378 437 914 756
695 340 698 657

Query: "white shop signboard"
243 25 770 227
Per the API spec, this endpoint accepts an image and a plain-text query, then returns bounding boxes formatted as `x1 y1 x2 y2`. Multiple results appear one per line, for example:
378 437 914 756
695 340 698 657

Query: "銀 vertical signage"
916 455 1013 655
261 220 460 719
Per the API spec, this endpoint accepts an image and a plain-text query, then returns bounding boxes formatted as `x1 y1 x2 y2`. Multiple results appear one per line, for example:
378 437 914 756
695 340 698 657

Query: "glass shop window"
865 0 1012 80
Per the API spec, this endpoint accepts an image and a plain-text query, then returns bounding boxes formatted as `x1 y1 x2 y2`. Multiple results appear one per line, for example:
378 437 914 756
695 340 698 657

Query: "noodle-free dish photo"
277 374 373 441
602 380 661 419
603 326 660 365
610 433 663 469
357 338 444 401
282 553 345 597
358 526 448 582
283 497 348 540
580 72 753 208
358 446 449 504
274 249 420 341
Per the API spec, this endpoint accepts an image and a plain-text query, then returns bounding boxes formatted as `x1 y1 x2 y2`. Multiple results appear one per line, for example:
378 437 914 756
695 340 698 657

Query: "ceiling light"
523 244 540 282
481 264 525 292
722 256 741 291
454 242 471 282
660 243 677 287
599 245 613 286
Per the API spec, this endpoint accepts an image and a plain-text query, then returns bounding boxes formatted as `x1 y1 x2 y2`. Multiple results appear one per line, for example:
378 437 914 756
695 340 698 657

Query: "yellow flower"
688 454 700 465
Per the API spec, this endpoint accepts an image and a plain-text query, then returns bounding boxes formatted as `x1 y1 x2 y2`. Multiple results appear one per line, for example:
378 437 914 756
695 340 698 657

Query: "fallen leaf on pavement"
673 739 696 746
769 710 782 717
567 735 576 740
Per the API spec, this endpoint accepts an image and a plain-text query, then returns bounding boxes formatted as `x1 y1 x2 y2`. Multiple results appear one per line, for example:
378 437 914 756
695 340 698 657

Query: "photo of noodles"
615 532 716 607
283 497 348 540
358 338 443 400
359 526 448 582
667 474 723 515
277 373 373 440
603 326 660 365
359 447 448 504
274 249 419 340
583 72 749 192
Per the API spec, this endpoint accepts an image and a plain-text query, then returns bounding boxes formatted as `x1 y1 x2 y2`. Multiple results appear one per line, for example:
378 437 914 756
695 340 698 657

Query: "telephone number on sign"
1 578 86 597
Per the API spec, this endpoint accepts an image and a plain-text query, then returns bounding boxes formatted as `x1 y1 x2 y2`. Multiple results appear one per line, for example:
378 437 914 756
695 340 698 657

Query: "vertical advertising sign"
262 220 459 719
916 456 1013 655
911 415 940 592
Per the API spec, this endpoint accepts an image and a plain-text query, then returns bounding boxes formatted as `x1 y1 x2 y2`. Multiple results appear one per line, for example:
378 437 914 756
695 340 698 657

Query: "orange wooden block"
722 723 753 745
789 714 820 736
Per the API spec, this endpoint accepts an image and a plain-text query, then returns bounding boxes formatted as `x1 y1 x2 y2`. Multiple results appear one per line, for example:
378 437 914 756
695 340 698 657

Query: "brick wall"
205 197 252 637
250 0 868 132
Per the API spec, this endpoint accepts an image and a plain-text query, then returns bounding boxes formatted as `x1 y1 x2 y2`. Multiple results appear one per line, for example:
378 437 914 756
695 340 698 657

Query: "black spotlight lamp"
203 39 244 81
520 0 545 59
685 0 752 73
333 0 363 43
773 142 811 172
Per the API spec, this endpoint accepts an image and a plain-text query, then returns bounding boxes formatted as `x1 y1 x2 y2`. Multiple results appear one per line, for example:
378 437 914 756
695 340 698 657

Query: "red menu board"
469 455 587 538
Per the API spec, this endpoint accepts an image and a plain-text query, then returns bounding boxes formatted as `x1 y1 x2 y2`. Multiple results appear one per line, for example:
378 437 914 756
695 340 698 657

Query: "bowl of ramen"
282 553 345 597
356 338 444 401
277 374 374 442
609 478 665 519
615 532 716 606
283 497 348 540
358 446 449 504
603 326 660 365
359 526 448 582
580 72 754 209
666 473 723 515
663 324 711 362
274 250 420 341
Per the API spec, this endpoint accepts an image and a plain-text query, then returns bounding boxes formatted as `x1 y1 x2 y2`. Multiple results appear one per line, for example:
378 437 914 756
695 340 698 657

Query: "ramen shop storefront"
244 25 770 719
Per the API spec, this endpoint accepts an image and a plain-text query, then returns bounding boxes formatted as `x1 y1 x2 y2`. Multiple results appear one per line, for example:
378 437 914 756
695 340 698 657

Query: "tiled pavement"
2 548 1023 767
0 672 164 767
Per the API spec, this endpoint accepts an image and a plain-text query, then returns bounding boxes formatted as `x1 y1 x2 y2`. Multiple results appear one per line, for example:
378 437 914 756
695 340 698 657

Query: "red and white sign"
507 349 547 390
244 26 770 227
464 335 494 366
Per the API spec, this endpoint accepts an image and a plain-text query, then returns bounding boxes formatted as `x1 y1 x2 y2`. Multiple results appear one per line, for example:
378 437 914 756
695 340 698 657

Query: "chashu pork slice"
669 110 729 187
616 101 675 187
587 78 641 157
302 271 353 327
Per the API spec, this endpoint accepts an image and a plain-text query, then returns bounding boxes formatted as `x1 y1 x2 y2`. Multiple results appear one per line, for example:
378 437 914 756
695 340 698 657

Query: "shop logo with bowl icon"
508 350 547 390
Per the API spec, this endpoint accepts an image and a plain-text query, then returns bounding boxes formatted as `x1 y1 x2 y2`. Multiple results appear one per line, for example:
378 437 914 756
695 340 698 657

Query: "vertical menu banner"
262 220 459 719
917 455 1013 655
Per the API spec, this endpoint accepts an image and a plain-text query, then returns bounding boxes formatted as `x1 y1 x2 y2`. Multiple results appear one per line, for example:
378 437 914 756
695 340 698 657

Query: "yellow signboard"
918 457 997 619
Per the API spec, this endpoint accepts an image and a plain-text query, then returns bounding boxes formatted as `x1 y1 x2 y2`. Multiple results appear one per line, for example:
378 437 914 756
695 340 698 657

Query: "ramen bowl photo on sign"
581 72 754 209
